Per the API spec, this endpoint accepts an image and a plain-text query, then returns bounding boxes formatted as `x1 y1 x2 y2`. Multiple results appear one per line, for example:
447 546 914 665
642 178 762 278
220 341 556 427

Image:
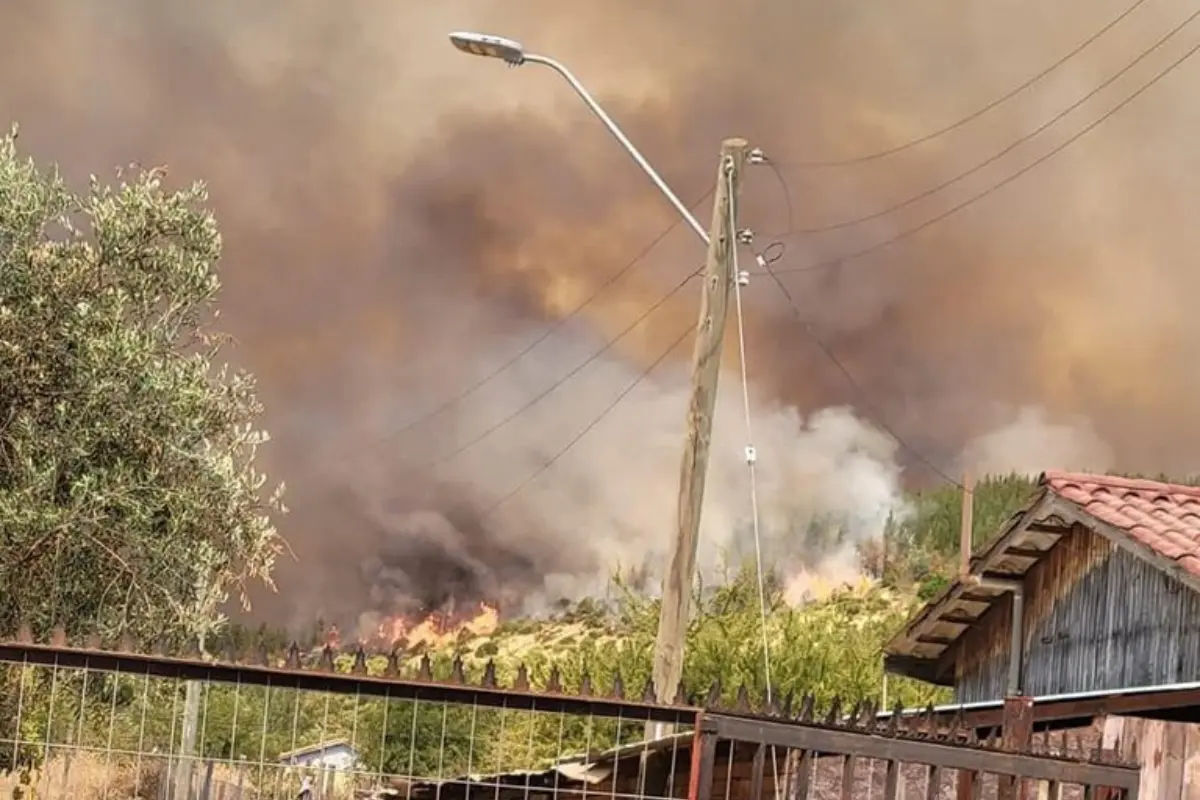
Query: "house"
884 470 1200 704
277 738 360 771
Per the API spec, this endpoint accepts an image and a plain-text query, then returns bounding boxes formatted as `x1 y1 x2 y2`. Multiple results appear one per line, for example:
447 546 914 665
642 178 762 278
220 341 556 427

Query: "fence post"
687 715 718 800
999 697 1034 800
749 744 766 800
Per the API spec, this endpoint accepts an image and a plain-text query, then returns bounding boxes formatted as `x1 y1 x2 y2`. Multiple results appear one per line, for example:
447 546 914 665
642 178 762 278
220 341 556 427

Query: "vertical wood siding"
955 527 1200 703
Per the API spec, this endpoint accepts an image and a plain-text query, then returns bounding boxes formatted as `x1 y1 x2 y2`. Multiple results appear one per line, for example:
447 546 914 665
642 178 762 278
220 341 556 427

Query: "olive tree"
0 129 284 646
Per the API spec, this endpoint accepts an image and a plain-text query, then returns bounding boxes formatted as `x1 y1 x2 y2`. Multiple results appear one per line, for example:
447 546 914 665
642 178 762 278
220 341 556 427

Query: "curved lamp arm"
522 54 709 244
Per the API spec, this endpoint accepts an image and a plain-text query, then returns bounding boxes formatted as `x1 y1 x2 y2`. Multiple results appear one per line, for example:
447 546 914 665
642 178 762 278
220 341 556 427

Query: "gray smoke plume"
295 304 907 625
2 0 1192 626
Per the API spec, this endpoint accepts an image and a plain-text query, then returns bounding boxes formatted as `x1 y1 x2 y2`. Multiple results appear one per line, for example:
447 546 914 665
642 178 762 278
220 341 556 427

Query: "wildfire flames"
324 602 501 651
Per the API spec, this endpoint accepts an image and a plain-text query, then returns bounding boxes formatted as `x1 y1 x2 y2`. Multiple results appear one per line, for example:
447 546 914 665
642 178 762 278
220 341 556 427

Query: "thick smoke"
4 0 1199 625
962 406 1114 477
302 306 906 622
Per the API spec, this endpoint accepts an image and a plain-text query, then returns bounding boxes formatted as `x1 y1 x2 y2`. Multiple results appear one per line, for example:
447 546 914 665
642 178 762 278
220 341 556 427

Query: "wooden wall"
956 526 1200 703
1101 715 1200 799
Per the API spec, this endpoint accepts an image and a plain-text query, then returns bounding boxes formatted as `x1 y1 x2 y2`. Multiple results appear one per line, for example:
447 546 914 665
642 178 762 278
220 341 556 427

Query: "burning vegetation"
322 601 501 652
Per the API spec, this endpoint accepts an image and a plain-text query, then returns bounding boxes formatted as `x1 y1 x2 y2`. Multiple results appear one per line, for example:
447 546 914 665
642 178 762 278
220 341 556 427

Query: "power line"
727 183 776 722
424 270 700 475
481 323 692 516
756 251 965 488
766 27 1200 275
782 4 1200 234
361 189 712 453
774 0 1154 168
763 159 796 234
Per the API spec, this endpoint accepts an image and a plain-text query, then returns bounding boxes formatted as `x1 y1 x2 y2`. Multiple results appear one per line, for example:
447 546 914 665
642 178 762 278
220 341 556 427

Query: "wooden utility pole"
650 137 749 727
959 471 975 578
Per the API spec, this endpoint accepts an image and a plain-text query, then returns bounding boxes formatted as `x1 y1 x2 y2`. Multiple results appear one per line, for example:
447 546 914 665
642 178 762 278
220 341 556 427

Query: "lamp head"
448 32 526 65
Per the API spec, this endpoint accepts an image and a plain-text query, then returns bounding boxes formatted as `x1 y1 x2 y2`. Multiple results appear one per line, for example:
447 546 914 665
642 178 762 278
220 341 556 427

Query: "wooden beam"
1001 547 1047 560
882 655 954 686
884 489 1057 681
934 637 961 680
1026 523 1071 535
917 635 957 646
980 570 1025 581
940 613 981 625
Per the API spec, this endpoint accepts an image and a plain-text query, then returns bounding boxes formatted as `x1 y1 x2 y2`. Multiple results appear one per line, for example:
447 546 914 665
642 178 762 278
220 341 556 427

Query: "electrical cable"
727 175 776 706
759 240 787 269
775 0 1154 167
764 159 796 234
727 168 783 796
765 29 1200 275
780 4 1200 234
424 270 701 475
754 249 965 489
480 323 693 517
363 189 713 453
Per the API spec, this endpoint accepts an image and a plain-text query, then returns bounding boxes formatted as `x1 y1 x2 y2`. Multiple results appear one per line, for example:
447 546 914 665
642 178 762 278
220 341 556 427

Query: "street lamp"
447 31 709 244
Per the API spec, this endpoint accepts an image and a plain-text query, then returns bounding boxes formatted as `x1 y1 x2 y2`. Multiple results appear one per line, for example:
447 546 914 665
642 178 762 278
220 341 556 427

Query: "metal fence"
0 634 1140 800
699 708 1140 800
0 635 699 800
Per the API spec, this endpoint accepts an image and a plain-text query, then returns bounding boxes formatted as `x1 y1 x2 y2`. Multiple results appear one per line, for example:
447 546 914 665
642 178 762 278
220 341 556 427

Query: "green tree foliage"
0 130 284 644
0 131 286 777
884 473 1037 594
890 471 1200 581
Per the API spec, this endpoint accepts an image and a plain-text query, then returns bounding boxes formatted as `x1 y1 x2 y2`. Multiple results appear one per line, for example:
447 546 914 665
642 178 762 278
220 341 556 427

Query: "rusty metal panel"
702 713 1139 792
0 637 701 723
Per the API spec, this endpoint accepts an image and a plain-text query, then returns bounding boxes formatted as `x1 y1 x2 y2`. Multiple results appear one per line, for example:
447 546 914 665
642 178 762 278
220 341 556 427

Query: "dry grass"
0 752 153 799
0 752 264 799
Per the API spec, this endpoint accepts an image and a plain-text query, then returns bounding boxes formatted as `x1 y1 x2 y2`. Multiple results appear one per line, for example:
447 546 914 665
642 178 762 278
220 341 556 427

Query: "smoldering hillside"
3 0 1200 627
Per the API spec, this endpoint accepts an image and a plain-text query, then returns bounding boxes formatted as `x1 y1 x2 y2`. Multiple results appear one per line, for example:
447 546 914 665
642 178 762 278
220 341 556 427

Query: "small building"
392 734 770 800
392 732 875 800
277 738 360 771
884 471 1200 704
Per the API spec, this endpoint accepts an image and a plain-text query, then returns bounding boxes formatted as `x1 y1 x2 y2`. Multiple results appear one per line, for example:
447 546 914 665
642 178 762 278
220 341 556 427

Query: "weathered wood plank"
1183 723 1200 799
1161 722 1186 800
1138 720 1164 800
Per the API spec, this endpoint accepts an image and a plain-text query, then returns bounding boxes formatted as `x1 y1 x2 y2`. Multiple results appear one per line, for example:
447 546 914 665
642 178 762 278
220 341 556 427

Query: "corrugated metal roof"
403 731 693 792
876 677 1200 729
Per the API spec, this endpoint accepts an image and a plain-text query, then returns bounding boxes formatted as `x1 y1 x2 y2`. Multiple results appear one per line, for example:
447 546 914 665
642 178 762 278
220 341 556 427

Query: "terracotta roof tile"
1041 470 1200 580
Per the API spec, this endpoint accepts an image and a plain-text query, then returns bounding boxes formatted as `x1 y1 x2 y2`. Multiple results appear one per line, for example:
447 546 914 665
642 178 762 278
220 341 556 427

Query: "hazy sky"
3 0 1198 623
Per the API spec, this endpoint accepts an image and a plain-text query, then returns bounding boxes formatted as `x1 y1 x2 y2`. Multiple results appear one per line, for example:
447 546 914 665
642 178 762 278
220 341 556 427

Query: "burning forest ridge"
324 600 501 651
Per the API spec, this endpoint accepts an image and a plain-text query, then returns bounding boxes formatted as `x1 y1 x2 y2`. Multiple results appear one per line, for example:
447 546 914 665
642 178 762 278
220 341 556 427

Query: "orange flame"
325 624 342 650
371 602 499 650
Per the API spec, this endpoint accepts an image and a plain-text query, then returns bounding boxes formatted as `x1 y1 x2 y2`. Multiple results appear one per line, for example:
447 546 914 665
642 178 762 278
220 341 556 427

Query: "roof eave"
882 486 1059 680
882 654 955 687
